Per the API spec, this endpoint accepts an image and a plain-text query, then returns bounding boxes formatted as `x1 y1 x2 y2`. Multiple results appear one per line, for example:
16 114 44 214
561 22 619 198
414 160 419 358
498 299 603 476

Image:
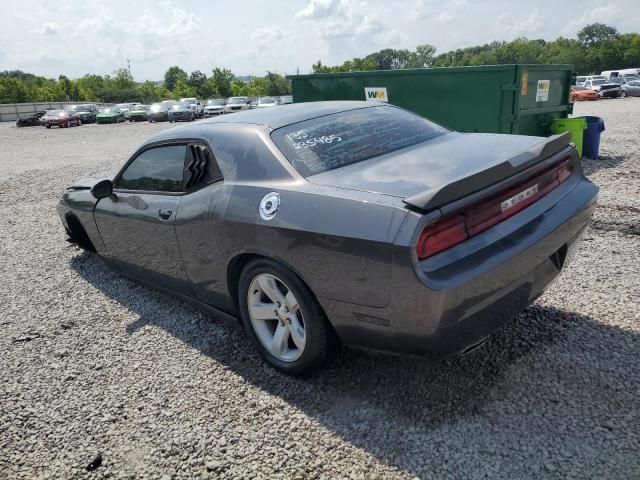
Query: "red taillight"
417 158 574 260
416 215 468 259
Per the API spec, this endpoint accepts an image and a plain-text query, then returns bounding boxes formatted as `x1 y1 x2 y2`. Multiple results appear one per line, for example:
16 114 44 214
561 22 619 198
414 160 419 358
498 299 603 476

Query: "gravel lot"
1 101 639 480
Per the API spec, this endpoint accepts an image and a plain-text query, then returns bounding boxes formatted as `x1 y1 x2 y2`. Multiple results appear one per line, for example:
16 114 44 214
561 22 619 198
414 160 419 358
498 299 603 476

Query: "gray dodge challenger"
58 101 598 375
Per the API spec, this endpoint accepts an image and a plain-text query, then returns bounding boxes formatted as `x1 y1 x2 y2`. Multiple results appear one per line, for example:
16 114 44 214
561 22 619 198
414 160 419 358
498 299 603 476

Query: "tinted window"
117 145 186 192
271 106 447 177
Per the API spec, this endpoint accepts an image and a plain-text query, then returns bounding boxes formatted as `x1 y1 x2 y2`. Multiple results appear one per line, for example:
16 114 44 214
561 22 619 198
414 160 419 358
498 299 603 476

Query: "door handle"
158 208 173 220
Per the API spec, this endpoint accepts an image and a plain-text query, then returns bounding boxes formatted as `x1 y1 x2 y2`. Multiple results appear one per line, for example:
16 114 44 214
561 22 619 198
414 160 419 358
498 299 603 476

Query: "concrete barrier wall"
0 102 112 122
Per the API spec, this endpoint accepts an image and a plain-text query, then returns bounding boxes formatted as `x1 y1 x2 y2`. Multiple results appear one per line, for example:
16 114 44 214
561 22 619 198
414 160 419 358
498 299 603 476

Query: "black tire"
238 258 334 376
620 90 627 98
46 125 51 129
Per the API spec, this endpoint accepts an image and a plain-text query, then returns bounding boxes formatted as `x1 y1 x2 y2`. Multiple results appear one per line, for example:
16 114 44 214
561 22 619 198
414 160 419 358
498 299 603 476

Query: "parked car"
16 111 47 127
584 79 620 98
179 97 200 118
64 104 97 124
570 85 599 102
196 101 205 118
41 110 81 128
168 102 195 122
621 80 640 97
57 101 598 376
127 105 150 122
115 103 142 120
96 107 125 124
148 102 176 122
204 99 225 116
278 95 293 104
225 96 250 113
257 97 278 108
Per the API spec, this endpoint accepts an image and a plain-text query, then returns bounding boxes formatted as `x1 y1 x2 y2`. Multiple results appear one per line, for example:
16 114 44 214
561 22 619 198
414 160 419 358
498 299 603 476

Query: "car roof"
143 101 384 145
200 101 377 129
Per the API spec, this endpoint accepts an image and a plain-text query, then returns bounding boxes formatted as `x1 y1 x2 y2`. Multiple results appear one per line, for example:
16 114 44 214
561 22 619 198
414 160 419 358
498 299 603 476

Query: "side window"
116 145 186 192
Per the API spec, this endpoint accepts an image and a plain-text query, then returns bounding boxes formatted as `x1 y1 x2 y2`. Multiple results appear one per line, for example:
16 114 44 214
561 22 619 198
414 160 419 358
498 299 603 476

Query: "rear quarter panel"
175 182 406 311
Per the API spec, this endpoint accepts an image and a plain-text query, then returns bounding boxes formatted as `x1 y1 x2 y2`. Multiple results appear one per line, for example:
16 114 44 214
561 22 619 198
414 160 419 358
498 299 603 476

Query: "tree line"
0 66 291 104
312 23 640 75
3 23 639 104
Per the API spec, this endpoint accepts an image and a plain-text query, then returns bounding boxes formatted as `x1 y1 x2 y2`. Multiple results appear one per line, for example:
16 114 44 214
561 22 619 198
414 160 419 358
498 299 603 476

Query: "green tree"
164 66 188 91
198 79 220 99
137 81 161 104
173 79 196 98
188 70 207 94
409 44 437 68
578 23 618 48
264 72 291 96
0 77 29 103
211 68 234 98
230 80 247 96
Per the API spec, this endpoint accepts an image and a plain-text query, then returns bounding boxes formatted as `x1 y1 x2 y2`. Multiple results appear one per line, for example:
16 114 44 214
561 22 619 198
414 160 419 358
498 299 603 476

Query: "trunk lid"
307 131 572 211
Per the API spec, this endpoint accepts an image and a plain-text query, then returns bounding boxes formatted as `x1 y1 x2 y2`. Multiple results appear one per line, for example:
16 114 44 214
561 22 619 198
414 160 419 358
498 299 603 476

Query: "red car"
570 86 599 102
41 110 82 128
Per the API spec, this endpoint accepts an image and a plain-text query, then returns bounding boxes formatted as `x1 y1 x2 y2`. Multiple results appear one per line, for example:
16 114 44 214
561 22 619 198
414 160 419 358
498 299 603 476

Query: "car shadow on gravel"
71 252 640 477
581 154 626 176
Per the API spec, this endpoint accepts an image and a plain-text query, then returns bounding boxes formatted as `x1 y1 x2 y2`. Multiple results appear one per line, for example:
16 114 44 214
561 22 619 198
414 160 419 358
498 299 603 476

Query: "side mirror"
91 179 113 199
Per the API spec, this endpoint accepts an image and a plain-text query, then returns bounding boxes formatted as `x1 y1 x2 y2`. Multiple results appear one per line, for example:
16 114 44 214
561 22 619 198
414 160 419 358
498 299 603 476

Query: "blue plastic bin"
583 116 605 159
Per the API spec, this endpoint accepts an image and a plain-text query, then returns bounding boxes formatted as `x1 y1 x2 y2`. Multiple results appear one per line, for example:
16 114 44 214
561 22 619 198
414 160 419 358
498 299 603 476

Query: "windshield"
100 108 118 113
150 103 167 112
76 106 91 112
63 105 76 111
207 99 224 105
592 79 607 85
271 106 448 177
227 97 246 104
573 86 588 90
116 104 130 109
47 110 63 116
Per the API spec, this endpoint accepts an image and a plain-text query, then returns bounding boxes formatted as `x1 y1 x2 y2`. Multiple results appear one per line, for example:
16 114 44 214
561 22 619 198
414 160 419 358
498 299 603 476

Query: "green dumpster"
551 117 587 157
289 64 573 137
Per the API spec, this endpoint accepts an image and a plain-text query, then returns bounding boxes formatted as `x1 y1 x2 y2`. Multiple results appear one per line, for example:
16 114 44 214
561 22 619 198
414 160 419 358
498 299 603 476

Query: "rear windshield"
271 106 447 177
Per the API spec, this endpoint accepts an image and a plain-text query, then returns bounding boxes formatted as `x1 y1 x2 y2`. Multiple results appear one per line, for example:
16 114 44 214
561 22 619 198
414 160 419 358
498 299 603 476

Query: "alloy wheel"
247 273 306 362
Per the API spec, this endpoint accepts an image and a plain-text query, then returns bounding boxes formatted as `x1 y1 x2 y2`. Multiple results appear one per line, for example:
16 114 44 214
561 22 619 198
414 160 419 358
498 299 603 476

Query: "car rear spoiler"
403 131 573 212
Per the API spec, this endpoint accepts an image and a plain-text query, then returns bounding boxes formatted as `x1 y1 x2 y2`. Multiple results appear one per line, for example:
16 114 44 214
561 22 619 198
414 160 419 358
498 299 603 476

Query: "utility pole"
127 59 131 76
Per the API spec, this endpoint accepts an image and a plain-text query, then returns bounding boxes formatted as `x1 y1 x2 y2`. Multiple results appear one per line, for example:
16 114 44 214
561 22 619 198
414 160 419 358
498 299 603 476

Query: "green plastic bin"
551 117 587 157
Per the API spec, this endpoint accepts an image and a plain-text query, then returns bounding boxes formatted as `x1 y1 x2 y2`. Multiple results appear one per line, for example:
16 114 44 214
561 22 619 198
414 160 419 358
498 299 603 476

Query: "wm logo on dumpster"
364 87 388 102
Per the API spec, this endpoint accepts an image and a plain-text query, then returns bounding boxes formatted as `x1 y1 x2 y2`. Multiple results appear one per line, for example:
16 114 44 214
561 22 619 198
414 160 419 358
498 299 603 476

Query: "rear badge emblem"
259 192 280 220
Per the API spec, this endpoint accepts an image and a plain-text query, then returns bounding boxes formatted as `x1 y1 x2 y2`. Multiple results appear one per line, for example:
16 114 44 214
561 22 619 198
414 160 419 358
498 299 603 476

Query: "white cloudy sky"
1 0 638 80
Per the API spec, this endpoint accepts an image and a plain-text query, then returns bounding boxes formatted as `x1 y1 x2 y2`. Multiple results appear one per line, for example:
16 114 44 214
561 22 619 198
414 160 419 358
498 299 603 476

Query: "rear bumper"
321 175 598 355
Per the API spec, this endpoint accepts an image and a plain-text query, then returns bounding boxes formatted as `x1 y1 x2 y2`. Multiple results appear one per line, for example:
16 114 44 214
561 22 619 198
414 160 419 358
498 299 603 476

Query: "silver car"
204 99 226 116
621 80 640 97
224 97 250 113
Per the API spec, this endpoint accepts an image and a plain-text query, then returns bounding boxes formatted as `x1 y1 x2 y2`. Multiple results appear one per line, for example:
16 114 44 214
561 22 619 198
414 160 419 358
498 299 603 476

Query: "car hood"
205 104 224 108
129 110 148 114
66 176 112 191
97 112 118 117
307 132 559 203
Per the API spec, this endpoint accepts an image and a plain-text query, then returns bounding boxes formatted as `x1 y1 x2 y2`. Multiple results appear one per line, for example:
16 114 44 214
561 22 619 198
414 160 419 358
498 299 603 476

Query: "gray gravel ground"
1 101 639 480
